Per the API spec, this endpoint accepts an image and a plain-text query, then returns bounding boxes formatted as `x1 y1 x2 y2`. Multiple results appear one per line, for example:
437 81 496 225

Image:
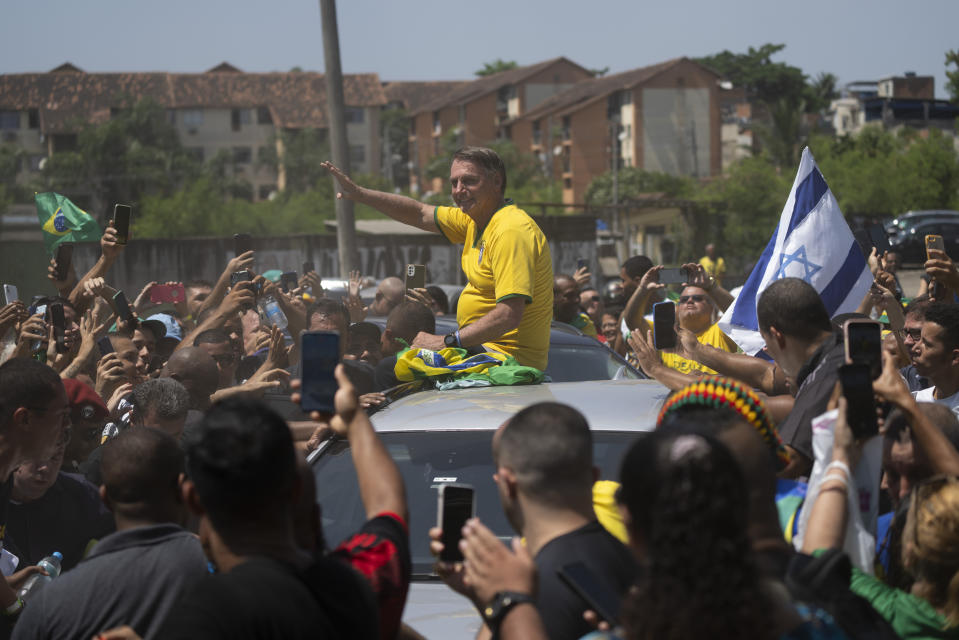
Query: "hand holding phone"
112 290 138 327
150 283 186 304
54 243 75 282
234 233 253 256
97 336 115 357
658 267 688 285
926 234 945 259
652 301 677 350
437 484 475 563
840 364 878 439
843 319 882 379
230 270 253 287
280 271 298 293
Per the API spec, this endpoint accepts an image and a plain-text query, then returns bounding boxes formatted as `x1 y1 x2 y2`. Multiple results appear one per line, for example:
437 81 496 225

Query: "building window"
257 145 272 163
0 111 19 130
53 134 77 152
562 116 571 141
231 109 252 132
185 147 204 162
182 109 203 128
233 147 252 164
257 107 273 125
27 109 39 129
532 120 542 145
562 146 571 173
432 112 441 135
563 178 572 189
350 144 366 165
345 107 365 124
167 110 177 125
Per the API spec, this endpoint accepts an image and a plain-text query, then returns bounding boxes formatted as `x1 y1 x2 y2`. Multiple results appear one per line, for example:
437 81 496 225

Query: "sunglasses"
679 295 706 304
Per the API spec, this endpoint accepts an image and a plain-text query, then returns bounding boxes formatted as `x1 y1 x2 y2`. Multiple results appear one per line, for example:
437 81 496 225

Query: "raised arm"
322 161 439 233
675 327 785 395
69 221 124 313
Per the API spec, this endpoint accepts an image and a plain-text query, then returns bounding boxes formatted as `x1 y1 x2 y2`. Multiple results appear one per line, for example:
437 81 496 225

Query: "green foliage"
259 128 331 193
696 44 807 107
584 167 695 206
475 59 519 77
805 72 839 114
947 49 959 102
752 98 808 169
42 99 200 209
380 106 410 189
0 145 21 213
812 128 959 216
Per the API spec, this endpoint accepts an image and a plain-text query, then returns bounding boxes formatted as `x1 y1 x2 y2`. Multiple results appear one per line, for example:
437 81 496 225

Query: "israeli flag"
719 147 873 355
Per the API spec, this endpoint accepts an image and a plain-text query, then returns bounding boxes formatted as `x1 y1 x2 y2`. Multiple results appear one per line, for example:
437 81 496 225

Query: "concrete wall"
0 215 599 301
641 87 712 177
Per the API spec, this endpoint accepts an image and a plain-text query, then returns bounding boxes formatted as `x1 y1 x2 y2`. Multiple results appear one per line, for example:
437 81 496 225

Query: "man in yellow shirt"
699 243 727 286
659 285 740 374
321 148 553 370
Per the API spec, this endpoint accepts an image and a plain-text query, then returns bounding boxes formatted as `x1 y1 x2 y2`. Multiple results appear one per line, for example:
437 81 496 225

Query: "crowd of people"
1 145 959 639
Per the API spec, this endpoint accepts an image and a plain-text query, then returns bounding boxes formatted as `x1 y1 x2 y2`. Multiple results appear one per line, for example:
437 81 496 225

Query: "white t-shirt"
913 386 959 418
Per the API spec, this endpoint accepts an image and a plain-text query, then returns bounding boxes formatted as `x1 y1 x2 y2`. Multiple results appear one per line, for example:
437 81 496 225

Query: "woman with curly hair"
616 429 845 640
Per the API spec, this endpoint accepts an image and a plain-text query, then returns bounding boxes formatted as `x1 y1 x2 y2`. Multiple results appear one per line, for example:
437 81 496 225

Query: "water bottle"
258 295 288 331
17 552 62 601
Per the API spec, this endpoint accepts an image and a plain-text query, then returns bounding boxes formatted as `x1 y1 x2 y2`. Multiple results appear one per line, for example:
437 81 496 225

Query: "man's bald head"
370 277 406 316
161 347 219 410
101 427 184 524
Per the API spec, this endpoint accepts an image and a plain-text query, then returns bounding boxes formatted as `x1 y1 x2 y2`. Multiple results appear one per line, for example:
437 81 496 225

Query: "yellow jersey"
434 203 553 370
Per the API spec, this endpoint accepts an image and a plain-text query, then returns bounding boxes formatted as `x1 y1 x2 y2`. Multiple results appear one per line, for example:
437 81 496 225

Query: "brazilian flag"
35 192 102 255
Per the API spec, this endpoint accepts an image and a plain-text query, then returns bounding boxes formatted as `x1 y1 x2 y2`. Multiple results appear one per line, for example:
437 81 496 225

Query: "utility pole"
319 0 358 276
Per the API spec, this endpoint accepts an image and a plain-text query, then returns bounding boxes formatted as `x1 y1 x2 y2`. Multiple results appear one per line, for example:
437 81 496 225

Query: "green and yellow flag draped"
35 192 102 255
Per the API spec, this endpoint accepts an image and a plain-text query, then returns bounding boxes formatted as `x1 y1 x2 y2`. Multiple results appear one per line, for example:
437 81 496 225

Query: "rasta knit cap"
656 375 790 471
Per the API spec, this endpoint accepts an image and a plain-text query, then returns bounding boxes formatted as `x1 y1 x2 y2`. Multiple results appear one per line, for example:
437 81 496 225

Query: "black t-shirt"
157 554 378 640
776 333 846 462
534 520 638 640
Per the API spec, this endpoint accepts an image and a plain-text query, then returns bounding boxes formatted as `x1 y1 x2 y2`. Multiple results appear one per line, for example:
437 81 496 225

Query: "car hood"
402 582 483 639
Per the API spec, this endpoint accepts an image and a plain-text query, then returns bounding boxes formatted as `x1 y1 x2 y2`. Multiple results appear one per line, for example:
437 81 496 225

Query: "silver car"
309 379 670 638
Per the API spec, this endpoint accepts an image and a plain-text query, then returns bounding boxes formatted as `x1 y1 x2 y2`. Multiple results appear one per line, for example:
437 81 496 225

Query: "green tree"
584 167 694 206
259 128 331 193
475 59 518 77
752 98 808 169
42 99 200 214
381 106 410 190
696 44 808 107
804 72 839 114
946 49 959 102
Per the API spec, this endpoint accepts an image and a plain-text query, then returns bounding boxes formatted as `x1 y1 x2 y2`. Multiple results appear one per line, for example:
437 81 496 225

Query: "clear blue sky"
2 0 956 98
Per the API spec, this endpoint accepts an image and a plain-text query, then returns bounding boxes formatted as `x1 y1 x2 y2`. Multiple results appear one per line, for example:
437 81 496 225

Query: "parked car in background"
308 379 670 638
888 219 959 263
885 210 959 239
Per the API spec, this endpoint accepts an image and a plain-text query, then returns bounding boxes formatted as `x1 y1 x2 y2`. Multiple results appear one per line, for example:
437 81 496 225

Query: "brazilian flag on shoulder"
35 192 102 255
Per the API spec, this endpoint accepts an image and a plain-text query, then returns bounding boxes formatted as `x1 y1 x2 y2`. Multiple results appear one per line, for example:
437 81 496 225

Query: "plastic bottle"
258 294 288 331
17 552 62 601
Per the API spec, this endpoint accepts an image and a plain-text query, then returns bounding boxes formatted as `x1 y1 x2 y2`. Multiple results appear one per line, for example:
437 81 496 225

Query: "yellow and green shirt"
434 203 553 371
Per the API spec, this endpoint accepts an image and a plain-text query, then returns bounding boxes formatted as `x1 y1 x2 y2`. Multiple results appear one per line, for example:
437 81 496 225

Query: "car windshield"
545 345 641 382
312 430 638 576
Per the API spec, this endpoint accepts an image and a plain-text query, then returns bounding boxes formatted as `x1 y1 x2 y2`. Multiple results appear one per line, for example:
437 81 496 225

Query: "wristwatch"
444 331 459 348
483 590 535 632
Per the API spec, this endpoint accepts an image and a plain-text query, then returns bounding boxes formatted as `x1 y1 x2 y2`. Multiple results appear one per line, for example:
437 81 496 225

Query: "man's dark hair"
0 359 62 427
185 398 297 531
35 295 76 314
622 255 653 280
132 378 190 425
185 280 214 290
348 321 381 344
495 402 593 506
426 285 449 314
307 299 350 333
756 278 831 341
193 328 232 347
453 147 507 194
923 301 959 352
102 427 183 521
905 295 931 320
885 402 959 451
386 301 435 343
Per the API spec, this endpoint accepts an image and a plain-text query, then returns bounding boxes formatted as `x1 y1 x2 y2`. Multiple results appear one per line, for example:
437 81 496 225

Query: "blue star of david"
776 246 821 282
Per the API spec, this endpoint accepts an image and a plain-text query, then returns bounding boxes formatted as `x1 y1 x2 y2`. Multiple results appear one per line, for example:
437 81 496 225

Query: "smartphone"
113 204 132 245
3 284 17 305
926 234 945 259
97 336 115 357
302 261 316 275
437 484 475 563
150 283 186 304
652 301 677 350
280 271 298 293
840 363 878 439
557 562 622 627
230 270 253 287
576 258 589 272
405 264 426 290
234 233 253 256
49 302 66 353
300 330 340 414
54 243 74 281
853 229 871 258
866 223 891 257
844 319 882 379
112 290 137 326
658 267 688 285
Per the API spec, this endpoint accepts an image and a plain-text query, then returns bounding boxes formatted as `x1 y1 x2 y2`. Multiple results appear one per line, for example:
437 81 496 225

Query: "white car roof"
370 380 670 433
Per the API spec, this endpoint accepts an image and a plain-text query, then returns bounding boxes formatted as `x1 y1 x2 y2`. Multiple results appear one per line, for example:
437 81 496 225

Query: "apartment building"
509 57 722 205
0 62 387 201
406 57 594 194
